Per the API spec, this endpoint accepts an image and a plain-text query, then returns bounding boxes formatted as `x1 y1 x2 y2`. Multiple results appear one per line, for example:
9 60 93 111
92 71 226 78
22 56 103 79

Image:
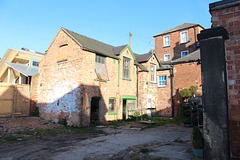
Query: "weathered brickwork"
137 55 159 115
211 1 240 159
173 62 202 115
157 70 172 116
155 26 203 61
35 28 136 126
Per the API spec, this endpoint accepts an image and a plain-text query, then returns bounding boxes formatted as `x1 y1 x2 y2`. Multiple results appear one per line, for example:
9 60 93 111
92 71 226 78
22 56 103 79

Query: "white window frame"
163 35 170 47
180 30 188 43
164 54 171 61
158 75 167 87
150 63 156 83
181 50 189 57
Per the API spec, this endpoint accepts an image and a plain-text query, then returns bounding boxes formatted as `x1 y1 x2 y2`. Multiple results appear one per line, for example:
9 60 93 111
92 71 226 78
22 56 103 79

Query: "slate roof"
5 62 39 77
62 28 127 59
134 51 153 63
154 23 202 37
162 49 200 65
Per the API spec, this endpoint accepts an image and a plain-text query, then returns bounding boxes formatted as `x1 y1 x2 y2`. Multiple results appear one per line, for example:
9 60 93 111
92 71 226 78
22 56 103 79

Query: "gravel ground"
0 117 63 137
0 117 202 160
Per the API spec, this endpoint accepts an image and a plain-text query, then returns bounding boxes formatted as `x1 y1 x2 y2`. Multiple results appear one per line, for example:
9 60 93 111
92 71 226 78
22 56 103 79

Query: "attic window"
57 44 68 62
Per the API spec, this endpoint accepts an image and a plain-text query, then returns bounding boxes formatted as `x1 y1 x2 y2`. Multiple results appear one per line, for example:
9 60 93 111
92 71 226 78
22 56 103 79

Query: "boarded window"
123 57 130 79
58 44 68 62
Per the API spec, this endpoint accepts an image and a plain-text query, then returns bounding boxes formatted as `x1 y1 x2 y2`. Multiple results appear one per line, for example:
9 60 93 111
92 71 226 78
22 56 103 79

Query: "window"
95 55 106 64
164 54 171 61
58 44 68 62
163 35 170 47
150 63 156 82
127 100 136 111
109 98 115 112
181 50 189 57
32 61 39 66
180 30 188 43
123 57 130 79
29 59 40 67
158 75 167 87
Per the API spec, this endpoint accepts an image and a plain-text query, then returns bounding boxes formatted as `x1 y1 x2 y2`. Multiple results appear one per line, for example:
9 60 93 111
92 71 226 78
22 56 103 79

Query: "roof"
134 51 153 63
5 62 39 77
154 23 202 37
162 49 200 65
210 0 240 12
134 61 148 72
0 48 44 80
62 28 127 59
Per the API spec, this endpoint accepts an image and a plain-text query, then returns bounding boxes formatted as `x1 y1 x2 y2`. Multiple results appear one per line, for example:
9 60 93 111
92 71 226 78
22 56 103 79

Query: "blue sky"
0 0 217 58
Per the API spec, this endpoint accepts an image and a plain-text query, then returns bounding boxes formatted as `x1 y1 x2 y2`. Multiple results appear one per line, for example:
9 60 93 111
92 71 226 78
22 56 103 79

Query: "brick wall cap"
210 0 240 12
197 27 229 41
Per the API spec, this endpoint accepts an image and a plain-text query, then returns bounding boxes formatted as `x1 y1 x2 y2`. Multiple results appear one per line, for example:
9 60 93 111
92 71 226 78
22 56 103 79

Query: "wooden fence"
0 83 30 117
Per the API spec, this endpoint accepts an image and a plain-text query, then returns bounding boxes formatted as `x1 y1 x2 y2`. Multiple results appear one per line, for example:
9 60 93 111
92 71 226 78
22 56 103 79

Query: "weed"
139 147 149 153
1 135 20 141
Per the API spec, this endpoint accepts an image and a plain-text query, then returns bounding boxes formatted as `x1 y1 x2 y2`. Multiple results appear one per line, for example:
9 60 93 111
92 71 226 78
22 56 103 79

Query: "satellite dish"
188 38 192 42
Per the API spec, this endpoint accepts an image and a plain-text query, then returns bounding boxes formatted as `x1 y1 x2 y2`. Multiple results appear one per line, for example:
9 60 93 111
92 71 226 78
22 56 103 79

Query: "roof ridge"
62 28 114 48
154 23 201 37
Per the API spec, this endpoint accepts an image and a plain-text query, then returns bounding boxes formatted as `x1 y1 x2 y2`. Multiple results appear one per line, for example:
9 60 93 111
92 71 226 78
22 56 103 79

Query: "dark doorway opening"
91 97 100 124
123 99 127 120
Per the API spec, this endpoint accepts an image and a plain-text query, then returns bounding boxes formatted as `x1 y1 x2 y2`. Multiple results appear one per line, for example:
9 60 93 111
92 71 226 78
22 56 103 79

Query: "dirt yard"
0 117 200 160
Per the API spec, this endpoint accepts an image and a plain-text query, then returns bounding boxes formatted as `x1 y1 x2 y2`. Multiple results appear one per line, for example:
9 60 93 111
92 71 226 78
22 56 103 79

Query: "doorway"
123 99 127 120
90 97 100 124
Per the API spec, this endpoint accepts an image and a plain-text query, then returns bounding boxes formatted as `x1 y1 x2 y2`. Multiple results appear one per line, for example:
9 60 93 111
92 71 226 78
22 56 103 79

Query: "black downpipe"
170 65 175 117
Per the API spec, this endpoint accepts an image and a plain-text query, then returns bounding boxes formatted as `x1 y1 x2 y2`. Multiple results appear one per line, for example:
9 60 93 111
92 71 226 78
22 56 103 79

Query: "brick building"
209 0 240 159
33 28 141 126
153 23 203 116
154 23 204 61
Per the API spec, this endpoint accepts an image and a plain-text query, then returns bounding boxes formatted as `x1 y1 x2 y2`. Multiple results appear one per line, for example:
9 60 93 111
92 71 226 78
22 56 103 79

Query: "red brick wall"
155 26 203 61
173 62 202 115
211 2 240 159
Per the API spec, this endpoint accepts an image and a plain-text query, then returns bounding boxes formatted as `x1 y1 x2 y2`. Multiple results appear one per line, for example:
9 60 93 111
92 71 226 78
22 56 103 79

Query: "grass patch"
139 147 149 153
67 126 98 133
1 135 20 141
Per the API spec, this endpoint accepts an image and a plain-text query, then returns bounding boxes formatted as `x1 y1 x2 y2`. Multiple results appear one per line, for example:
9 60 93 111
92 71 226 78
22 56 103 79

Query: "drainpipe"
136 66 139 121
170 65 175 117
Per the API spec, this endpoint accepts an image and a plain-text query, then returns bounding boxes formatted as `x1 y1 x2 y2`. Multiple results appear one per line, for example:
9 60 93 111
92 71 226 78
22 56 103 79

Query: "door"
90 97 100 124
123 99 127 120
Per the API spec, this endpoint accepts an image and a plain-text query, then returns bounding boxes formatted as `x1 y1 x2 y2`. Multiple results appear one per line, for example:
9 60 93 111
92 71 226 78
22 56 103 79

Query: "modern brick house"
154 23 204 61
153 23 203 116
33 27 146 126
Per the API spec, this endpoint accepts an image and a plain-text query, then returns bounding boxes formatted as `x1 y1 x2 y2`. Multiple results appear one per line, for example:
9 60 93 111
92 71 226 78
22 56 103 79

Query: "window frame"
108 98 115 113
180 30 188 43
150 63 156 83
123 57 130 80
158 75 167 87
163 35 170 47
164 54 171 61
181 50 189 57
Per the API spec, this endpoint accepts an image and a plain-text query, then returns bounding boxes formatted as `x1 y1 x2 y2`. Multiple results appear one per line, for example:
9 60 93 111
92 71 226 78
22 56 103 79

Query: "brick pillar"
198 27 230 160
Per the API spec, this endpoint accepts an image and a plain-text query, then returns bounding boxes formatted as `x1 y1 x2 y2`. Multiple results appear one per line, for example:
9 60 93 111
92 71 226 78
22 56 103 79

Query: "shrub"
189 85 198 96
180 88 191 99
